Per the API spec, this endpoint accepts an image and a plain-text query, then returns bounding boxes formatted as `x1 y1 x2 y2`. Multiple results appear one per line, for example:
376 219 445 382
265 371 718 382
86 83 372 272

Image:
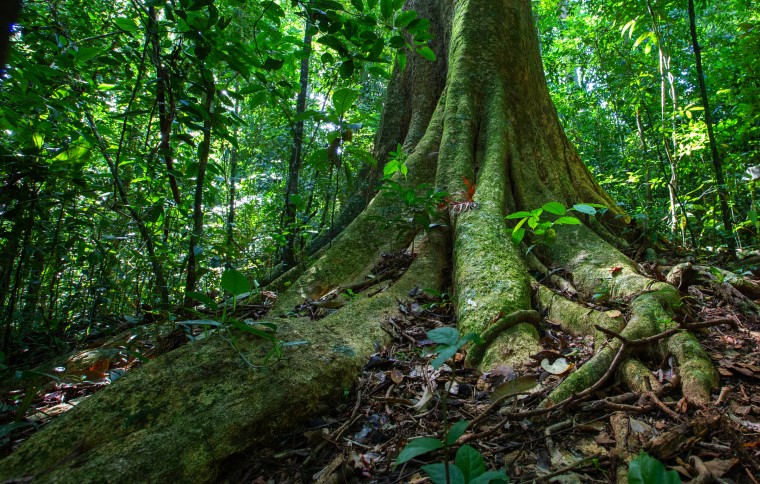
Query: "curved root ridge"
539 226 719 406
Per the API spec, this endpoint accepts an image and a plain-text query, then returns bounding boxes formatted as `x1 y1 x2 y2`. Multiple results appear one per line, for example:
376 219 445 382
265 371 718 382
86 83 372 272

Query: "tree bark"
183 74 215 303
282 9 313 268
148 6 182 207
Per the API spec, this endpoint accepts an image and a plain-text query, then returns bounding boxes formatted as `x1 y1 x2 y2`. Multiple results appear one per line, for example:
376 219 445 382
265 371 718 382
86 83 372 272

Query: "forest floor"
2 252 760 483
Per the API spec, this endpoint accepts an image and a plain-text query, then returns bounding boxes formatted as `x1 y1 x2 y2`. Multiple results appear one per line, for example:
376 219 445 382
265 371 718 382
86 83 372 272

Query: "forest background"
0 0 759 481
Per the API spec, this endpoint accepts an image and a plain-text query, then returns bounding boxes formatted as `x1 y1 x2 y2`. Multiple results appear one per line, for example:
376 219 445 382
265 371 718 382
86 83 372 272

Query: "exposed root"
466 309 540 366
449 223 719 410
535 283 623 350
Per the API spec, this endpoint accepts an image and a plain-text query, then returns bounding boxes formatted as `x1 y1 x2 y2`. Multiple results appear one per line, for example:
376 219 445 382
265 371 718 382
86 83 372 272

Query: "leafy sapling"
184 268 283 364
506 202 607 249
384 143 409 179
376 147 448 247
395 328 509 484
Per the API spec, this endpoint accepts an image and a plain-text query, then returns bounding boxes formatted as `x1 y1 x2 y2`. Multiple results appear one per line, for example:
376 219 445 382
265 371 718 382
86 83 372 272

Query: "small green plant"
506 202 606 248
395 328 509 484
379 180 448 236
384 143 409 178
185 268 284 363
628 451 681 484
422 288 451 310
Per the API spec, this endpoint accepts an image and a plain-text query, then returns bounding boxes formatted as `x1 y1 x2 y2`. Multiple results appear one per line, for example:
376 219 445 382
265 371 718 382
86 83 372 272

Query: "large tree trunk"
0 0 719 481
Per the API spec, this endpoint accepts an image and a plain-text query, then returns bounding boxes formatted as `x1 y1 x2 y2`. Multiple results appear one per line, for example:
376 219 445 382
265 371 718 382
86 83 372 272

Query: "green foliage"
425 327 481 369
0 0 441 362
384 143 409 178
505 202 605 248
395 328 507 483
221 268 251 297
184 268 283 363
536 0 760 252
628 451 681 484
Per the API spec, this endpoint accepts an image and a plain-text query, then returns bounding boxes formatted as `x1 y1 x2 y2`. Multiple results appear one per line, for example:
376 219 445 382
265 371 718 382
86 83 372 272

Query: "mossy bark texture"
0 0 718 480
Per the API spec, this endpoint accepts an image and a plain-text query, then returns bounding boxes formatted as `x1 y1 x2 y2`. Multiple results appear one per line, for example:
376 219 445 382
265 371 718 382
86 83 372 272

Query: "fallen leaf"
541 357 574 375
389 369 404 384
703 458 738 478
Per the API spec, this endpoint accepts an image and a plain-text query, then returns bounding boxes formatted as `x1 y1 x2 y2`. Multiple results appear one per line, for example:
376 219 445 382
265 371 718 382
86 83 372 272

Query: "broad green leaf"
226 319 277 341
0 422 35 440
397 51 407 70
178 319 222 327
75 47 102 62
395 10 417 27
339 59 355 78
380 0 393 20
263 57 284 71
368 65 391 79
427 327 458 346
555 216 581 225
505 211 532 219
511 227 526 245
622 19 636 39
407 18 430 35
416 46 436 61
350 0 363 11
332 88 359 117
31 133 43 150
446 420 469 445
395 437 444 465
114 18 139 32
430 345 458 369
628 451 680 484
221 268 250 296
185 291 218 310
456 445 487 482
542 201 566 215
633 32 650 49
423 463 465 484
572 204 597 215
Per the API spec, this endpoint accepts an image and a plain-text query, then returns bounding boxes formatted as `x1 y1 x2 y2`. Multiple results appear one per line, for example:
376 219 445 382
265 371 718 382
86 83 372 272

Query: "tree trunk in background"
226 144 238 248
282 10 313 268
184 75 215 303
0 0 22 73
687 0 736 255
86 112 170 307
303 0 450 256
148 6 182 207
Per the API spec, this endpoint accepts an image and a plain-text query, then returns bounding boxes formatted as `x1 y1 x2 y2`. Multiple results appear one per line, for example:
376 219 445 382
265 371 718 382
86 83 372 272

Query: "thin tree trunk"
148 6 182 206
647 0 681 240
85 111 170 307
635 108 653 209
184 74 215 302
226 144 238 248
282 11 313 267
687 0 735 254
